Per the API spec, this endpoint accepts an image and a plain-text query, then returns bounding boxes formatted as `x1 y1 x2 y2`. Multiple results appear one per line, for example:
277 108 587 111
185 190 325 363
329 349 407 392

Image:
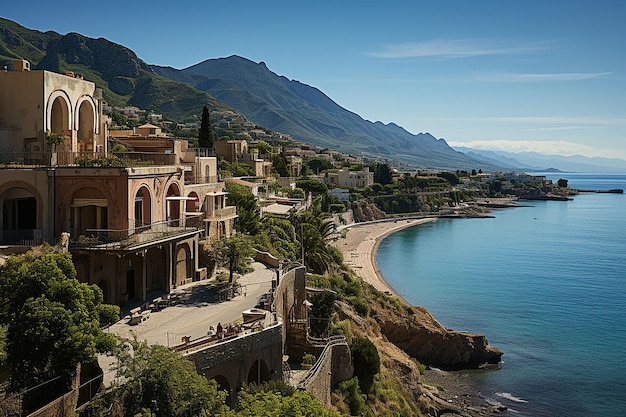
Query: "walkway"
99 262 275 385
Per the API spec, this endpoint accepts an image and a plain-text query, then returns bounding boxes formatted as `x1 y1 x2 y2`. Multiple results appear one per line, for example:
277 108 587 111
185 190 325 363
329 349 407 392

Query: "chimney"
13 60 30 71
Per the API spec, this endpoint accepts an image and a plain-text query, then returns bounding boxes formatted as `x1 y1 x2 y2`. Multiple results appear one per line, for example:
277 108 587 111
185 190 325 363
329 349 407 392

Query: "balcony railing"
71 215 204 250
205 206 237 221
0 151 178 167
0 229 43 246
184 175 220 185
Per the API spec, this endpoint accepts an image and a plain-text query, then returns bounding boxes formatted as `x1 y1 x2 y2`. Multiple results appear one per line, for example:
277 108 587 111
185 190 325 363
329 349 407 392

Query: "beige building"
0 62 236 306
326 167 374 189
0 60 107 159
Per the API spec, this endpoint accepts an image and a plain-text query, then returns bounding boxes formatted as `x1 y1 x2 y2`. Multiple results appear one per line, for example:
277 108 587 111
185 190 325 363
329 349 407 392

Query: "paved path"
99 262 275 385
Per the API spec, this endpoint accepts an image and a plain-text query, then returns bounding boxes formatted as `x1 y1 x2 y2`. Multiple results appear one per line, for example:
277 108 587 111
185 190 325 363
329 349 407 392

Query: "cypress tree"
198 106 214 148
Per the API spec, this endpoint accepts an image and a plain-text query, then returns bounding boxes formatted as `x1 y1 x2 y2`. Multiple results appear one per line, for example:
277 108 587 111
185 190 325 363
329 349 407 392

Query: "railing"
71 216 203 249
205 206 237 220
0 151 179 167
184 175 220 185
1 229 43 246
297 335 347 390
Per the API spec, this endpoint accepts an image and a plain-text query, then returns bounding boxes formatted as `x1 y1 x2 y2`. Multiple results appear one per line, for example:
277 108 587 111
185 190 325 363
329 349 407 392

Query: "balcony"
205 206 237 221
71 215 204 251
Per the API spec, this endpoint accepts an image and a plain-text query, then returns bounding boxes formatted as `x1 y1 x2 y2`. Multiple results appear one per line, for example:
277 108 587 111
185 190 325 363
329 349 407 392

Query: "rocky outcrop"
374 304 502 370
352 201 386 222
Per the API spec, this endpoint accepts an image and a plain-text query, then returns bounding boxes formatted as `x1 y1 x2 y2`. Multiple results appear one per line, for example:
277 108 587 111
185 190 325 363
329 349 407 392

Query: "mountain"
152 55 496 170
453 146 626 173
0 18 228 119
1 18 498 170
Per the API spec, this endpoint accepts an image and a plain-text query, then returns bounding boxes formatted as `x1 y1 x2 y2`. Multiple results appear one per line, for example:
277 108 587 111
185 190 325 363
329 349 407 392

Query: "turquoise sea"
376 174 626 416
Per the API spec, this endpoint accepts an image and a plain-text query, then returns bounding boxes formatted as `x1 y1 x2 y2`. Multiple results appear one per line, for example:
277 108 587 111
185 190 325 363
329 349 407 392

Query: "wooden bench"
127 306 150 325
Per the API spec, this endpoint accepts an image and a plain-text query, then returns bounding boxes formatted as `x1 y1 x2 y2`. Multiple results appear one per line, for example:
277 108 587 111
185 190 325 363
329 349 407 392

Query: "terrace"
70 215 204 251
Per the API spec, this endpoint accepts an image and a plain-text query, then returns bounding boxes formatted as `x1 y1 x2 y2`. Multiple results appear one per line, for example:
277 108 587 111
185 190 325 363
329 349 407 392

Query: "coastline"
335 217 506 416
335 217 437 301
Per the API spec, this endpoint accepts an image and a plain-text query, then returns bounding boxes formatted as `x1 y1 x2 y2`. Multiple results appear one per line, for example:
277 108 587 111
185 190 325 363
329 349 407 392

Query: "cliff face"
372 304 502 370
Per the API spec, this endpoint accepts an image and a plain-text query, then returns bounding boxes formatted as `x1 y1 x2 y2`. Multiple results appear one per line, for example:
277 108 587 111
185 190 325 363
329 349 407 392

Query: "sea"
376 173 626 416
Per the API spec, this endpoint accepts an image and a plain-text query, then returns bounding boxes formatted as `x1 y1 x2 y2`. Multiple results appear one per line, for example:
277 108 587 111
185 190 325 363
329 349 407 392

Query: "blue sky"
4 1 625 160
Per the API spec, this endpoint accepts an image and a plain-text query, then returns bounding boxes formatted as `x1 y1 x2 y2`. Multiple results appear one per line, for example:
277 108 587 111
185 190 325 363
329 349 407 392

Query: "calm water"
377 174 626 416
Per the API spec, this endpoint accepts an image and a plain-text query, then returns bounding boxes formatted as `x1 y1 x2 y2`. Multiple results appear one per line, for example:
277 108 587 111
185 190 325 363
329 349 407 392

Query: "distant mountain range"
453 147 626 173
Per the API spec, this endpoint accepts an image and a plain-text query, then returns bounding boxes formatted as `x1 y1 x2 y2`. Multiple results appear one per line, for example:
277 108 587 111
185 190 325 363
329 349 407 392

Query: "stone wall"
299 341 353 407
186 324 283 404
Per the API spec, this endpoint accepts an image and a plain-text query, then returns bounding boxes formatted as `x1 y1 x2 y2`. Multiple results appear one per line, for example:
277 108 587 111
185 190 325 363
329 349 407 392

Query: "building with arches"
0 62 209 306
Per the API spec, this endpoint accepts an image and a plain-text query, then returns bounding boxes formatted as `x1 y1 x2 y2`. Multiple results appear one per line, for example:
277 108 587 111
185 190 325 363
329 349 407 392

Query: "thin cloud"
478 116 626 126
366 39 548 59
448 139 623 158
478 72 612 82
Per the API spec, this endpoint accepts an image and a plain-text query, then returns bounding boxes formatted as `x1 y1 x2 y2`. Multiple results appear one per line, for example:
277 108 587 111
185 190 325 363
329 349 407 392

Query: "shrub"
351 337 380 394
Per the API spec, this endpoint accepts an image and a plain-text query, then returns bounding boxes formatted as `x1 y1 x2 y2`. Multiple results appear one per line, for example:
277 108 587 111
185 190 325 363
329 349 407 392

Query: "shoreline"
335 216 507 416
335 217 437 302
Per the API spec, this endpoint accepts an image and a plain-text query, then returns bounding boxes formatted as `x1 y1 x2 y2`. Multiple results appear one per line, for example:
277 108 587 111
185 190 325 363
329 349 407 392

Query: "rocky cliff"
375 305 503 369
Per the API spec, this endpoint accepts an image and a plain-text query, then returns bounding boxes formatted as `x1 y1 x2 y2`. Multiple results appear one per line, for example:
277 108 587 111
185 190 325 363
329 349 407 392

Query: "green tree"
351 337 380 394
271 154 290 177
212 234 255 283
557 178 569 188
0 246 118 393
198 106 214 149
308 291 336 337
291 211 340 274
233 387 340 417
108 339 229 417
372 162 393 185
295 179 328 195
307 158 333 174
225 181 260 235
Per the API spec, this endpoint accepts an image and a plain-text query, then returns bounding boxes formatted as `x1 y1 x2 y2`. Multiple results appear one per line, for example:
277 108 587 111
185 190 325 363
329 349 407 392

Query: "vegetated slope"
0 18 228 120
153 55 497 170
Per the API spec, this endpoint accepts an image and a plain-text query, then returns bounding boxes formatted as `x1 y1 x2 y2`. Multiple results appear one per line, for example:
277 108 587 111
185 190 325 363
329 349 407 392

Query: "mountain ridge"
1 18 495 170
153 55 492 169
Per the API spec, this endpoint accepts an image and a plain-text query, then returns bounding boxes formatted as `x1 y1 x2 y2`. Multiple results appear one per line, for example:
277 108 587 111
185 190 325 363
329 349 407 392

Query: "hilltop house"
326 167 374 189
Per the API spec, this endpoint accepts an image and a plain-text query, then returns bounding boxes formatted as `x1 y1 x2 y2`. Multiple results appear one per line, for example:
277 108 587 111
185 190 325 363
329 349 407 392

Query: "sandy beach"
335 218 437 299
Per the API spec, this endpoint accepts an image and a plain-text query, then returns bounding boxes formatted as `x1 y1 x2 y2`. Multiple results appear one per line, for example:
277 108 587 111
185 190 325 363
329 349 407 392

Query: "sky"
3 1 626 160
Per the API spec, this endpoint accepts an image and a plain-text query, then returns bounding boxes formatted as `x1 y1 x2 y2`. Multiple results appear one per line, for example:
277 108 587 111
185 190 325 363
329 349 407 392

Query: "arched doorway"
175 244 191 286
70 187 108 238
247 359 271 385
97 279 108 303
1 187 38 245
166 183 181 226
187 191 200 212
134 186 152 228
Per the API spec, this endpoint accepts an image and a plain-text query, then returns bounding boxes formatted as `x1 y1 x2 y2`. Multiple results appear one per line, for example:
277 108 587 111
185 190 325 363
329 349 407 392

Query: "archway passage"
50 96 70 151
77 100 95 152
211 375 233 406
1 187 38 245
247 359 271 385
